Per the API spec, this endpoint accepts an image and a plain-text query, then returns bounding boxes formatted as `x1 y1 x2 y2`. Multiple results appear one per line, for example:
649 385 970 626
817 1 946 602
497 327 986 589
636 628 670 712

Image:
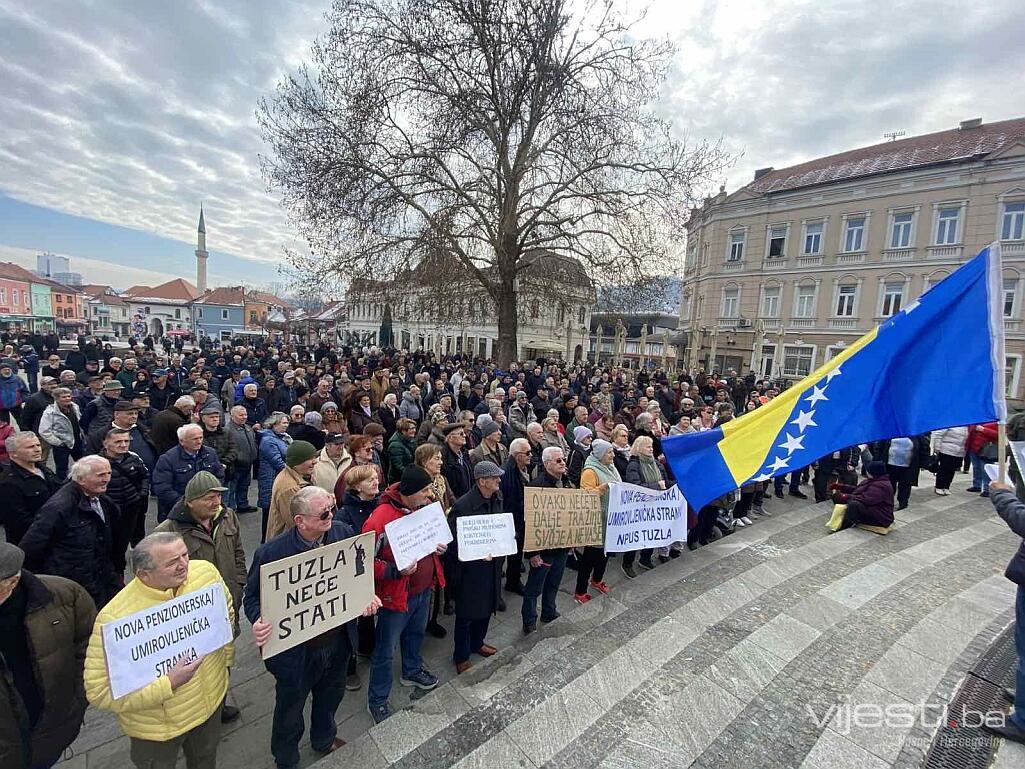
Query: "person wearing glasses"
245 486 382 768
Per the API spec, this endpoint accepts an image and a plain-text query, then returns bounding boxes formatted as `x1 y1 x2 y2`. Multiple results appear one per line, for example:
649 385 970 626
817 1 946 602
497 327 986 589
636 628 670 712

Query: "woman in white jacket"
38 387 83 479
931 426 969 495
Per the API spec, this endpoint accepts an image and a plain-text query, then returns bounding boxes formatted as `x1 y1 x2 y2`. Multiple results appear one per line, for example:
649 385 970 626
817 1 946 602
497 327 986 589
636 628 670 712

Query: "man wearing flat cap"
80 378 123 434
447 461 505 674
0 542 97 769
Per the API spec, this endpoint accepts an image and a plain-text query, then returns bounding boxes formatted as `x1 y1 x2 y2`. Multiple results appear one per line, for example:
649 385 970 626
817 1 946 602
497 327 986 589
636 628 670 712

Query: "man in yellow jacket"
85 531 235 769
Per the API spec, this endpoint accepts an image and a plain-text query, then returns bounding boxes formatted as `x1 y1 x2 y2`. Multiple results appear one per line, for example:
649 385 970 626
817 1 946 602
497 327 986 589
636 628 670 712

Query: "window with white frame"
890 212 914 248
825 345 846 361
802 221 824 255
794 284 816 318
0 288 7 304
782 345 814 377
221 309 229 320
11 291 18 306
1006 355 1021 398
935 206 960 245
1003 201 1025 241
767 225 787 258
728 231 745 262
836 285 857 317
761 286 780 318
721 286 740 318
1004 278 1018 318
881 282 904 316
843 217 866 252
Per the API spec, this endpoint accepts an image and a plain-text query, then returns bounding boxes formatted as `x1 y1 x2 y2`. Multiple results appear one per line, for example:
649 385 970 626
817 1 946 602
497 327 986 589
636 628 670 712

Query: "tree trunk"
496 271 518 367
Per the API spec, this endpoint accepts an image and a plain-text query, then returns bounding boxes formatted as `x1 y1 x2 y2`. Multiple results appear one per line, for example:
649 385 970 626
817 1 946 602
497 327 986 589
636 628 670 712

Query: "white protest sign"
384 501 453 570
1009 440 1025 476
259 531 375 659
604 483 688 554
102 582 232 700
456 513 517 561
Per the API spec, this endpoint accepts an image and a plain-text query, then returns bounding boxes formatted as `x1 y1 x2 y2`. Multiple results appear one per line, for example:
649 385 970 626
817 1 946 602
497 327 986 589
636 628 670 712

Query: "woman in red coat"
966 422 999 496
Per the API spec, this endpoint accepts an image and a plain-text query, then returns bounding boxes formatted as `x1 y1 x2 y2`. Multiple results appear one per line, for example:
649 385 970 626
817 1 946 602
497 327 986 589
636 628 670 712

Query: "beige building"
680 116 1025 399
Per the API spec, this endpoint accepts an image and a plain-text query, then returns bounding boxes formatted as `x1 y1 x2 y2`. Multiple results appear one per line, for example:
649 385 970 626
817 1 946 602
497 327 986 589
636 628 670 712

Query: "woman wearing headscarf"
575 439 621 603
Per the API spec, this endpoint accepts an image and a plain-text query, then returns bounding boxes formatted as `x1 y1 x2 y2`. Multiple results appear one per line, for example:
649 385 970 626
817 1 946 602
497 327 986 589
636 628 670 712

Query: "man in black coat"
440 422 472 501
19 376 56 434
521 445 572 634
99 427 151 572
150 395 195 457
448 461 505 674
500 439 533 595
17 455 120 609
0 432 63 545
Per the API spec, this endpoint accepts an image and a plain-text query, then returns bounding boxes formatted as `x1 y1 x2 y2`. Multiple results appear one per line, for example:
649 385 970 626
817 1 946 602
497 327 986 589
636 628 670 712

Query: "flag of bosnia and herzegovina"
663 242 1007 512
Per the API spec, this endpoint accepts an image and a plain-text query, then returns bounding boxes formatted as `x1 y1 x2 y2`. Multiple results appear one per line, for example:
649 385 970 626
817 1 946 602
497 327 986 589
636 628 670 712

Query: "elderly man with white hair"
19 455 121 608
152 423 225 523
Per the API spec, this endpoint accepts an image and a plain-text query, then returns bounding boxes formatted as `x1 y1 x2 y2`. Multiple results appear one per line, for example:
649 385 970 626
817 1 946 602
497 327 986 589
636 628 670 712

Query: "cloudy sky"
1 0 1023 290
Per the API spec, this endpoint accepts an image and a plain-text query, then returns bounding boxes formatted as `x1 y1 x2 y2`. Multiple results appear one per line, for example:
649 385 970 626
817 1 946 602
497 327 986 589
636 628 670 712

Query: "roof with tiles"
193 286 246 306
734 116 1025 198
122 278 199 302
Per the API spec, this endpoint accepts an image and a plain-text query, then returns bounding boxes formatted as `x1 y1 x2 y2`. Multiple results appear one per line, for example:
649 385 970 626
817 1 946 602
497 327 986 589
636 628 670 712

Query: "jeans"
52 444 83 480
368 588 432 709
271 641 350 769
970 453 990 492
1015 585 1025 728
521 550 567 626
452 616 490 663
229 463 253 510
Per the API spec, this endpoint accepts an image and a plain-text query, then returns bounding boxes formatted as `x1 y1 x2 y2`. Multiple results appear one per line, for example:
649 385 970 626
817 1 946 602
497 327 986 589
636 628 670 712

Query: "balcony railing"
1006 318 1022 333
829 318 858 330
1003 241 1025 256
836 251 866 264
722 260 744 271
789 318 816 329
882 247 916 262
796 254 823 266
761 319 780 331
762 257 787 269
927 244 963 259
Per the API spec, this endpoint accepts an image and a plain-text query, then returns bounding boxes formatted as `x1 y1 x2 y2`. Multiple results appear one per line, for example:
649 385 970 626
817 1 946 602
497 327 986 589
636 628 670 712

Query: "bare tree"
259 0 728 365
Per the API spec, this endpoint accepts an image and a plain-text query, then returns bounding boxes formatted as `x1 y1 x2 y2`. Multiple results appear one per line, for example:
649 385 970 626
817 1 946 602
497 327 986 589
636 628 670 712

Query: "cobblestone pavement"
60 472 1023 769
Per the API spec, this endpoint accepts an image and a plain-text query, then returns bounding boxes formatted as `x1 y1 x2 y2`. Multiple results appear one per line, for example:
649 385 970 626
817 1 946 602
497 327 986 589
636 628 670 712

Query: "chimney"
959 118 982 130
754 166 774 180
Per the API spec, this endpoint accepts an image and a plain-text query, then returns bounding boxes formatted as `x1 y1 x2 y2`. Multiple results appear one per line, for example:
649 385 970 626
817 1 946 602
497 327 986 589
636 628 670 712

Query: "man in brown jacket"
0 541 97 769
154 471 246 723
264 440 317 540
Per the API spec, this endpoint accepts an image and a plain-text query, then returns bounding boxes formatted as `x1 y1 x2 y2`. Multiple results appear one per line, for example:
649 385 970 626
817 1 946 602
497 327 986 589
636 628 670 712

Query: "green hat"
184 471 228 503
286 440 317 467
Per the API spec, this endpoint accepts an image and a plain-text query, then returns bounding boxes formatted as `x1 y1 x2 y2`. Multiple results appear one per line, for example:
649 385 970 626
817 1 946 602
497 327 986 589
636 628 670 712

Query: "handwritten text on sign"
604 483 687 553
456 513 517 561
102 582 232 700
523 487 603 551
259 532 375 659
383 501 453 571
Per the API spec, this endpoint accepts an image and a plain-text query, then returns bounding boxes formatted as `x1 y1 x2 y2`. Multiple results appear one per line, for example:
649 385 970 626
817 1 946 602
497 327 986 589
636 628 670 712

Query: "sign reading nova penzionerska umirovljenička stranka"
523 487 604 551
102 582 232 700
604 483 688 553
259 531 376 659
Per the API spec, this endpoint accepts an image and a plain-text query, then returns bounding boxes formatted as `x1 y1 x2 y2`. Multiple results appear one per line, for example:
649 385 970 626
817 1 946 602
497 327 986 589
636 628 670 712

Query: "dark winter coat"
836 475 895 528
500 456 528 548
101 450 151 516
387 431 415 482
990 488 1025 586
203 425 238 480
441 443 473 501
0 462 63 546
150 406 191 457
18 390 52 433
337 489 379 534
0 572 95 769
447 486 504 619
18 482 120 608
152 445 225 521
623 455 668 491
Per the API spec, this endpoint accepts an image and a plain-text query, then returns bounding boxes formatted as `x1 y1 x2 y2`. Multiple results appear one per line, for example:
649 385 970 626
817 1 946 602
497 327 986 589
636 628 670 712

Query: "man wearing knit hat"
363 465 448 724
0 542 96 769
469 419 509 468
265 440 317 540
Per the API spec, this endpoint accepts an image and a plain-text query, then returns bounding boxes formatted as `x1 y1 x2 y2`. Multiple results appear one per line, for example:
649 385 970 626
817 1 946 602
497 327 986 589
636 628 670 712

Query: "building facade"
82 285 132 338
0 264 34 330
680 116 1025 399
192 287 246 341
342 252 594 361
123 278 199 338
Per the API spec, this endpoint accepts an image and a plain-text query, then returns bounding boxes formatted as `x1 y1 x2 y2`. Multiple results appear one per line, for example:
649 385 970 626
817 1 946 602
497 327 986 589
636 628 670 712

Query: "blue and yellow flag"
664 243 1007 511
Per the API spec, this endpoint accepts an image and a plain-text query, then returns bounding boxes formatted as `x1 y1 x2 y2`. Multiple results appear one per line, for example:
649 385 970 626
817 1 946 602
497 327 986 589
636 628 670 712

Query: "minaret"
195 205 208 293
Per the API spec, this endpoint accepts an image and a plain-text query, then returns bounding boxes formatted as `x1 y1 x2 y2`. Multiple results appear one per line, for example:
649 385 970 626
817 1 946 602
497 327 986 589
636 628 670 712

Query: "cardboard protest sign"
102 582 232 700
456 513 517 561
604 483 687 553
523 487 603 551
383 501 453 571
259 531 375 659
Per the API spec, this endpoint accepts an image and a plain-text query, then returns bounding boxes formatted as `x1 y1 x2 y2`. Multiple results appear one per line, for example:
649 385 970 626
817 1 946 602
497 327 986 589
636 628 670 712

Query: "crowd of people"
0 332 1019 768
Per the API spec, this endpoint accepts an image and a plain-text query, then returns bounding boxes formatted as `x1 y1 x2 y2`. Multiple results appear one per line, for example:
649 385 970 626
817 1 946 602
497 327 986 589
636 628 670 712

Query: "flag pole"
999 421 1007 484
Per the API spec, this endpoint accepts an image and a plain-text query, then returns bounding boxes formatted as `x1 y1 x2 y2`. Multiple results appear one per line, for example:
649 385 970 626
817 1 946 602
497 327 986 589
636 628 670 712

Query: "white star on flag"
777 432 805 453
768 455 790 471
805 385 829 406
826 366 843 383
790 409 817 432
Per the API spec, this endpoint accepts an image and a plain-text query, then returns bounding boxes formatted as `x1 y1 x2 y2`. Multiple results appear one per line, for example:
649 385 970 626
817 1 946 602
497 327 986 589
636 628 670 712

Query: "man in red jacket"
363 466 447 724
966 422 999 496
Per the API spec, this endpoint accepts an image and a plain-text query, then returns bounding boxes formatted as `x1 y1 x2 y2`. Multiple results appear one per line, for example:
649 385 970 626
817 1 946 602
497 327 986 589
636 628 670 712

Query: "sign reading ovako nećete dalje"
523 487 604 551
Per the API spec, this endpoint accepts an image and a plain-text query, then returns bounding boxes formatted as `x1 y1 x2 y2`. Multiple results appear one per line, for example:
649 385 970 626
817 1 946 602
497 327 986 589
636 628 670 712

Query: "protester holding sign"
154 470 247 723
522 446 573 635
575 439 620 603
620 436 668 577
244 486 382 768
447 461 505 674
363 465 448 724
0 542 97 769
84 532 235 769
